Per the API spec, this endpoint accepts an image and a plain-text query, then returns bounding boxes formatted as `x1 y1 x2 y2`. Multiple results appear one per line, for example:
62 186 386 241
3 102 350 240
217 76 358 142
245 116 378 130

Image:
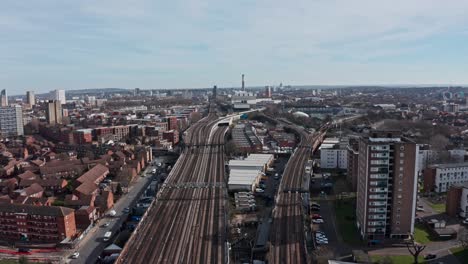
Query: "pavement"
67 157 170 264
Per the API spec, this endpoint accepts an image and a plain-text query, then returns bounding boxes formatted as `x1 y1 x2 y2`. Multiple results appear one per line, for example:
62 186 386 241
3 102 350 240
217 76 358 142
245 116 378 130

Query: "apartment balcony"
370 188 388 193
369 208 387 213
370 174 388 180
368 214 386 220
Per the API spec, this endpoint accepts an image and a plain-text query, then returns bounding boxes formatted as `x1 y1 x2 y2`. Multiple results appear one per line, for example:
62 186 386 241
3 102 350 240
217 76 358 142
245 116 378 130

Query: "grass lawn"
334 198 362 246
370 255 425 264
450 246 468 263
413 224 433 244
428 202 446 213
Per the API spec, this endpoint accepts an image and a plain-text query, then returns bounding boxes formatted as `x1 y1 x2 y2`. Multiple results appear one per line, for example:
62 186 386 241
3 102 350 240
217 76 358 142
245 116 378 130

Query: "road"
68 159 164 264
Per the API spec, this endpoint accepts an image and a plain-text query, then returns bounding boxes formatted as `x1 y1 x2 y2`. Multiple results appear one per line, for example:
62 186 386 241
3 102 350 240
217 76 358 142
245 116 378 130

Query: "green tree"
19 256 29 264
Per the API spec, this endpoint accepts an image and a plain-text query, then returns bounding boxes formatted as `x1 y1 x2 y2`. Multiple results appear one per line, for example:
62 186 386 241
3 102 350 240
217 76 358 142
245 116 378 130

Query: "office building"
50 89 66 104
0 203 76 243
0 89 7 107
356 131 419 241
0 105 24 136
46 100 63 124
265 86 272 98
26 91 35 107
423 162 468 193
212 85 217 99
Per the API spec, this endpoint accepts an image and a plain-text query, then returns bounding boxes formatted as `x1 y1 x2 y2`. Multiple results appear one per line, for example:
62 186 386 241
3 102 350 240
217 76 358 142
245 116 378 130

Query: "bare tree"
430 134 449 151
458 226 468 248
406 234 426 264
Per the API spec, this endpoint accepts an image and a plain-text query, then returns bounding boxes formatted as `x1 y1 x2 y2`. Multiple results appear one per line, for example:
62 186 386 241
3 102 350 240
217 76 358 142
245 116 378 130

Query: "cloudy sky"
2 0 468 94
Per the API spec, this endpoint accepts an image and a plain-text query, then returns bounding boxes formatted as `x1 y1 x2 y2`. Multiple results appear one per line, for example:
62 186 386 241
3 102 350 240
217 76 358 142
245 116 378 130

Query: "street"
68 157 169 264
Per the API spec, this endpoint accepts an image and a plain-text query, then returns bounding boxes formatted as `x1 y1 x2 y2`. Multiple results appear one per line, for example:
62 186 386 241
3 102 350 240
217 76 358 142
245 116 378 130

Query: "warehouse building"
228 154 274 192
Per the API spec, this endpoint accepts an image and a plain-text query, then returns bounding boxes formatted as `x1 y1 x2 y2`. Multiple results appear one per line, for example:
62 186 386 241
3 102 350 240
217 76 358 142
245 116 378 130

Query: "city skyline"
2 0 468 93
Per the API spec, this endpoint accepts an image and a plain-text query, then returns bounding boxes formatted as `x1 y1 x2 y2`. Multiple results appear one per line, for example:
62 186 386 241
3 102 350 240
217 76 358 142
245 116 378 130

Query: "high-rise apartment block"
0 89 8 107
50 89 66 104
47 100 63 124
26 91 35 107
356 131 419 241
0 105 24 136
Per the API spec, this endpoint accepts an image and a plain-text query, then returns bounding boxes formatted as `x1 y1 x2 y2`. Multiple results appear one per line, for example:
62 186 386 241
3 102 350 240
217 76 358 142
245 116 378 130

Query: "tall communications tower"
241 74 245 91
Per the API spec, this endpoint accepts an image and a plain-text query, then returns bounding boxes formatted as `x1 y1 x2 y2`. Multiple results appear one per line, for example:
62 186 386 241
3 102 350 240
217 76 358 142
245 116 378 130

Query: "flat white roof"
229 169 260 186
368 138 401 142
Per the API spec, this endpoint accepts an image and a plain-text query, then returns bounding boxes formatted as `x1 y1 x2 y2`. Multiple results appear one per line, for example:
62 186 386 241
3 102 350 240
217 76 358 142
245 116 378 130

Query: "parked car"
312 214 322 219
462 218 468 225
417 206 425 212
274 173 280 180
312 219 324 224
102 222 110 227
123 207 130 213
424 254 437 260
71 252 80 259
255 188 265 193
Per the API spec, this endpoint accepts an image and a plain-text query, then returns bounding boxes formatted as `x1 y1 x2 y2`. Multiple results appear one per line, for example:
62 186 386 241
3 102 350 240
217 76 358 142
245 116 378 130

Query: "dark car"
424 254 437 260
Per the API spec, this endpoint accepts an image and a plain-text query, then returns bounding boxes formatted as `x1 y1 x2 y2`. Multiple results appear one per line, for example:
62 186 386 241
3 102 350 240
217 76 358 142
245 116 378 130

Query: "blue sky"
2 0 468 94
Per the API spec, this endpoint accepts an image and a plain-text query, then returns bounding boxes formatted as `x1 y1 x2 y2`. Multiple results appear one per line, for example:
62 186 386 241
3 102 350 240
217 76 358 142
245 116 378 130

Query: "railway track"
116 110 229 264
268 123 327 264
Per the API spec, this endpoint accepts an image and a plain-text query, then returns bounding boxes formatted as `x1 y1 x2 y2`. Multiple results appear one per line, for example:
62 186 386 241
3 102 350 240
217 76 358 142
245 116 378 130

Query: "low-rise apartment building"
320 138 348 169
423 162 468 193
0 203 76 243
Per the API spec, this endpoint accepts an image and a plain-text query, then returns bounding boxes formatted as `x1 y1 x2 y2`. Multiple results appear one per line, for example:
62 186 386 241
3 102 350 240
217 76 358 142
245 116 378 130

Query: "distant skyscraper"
241 74 245 91
0 89 8 107
46 100 63 124
0 105 24 136
134 88 141 96
213 85 217 99
50 89 66 104
265 86 272 98
26 91 35 107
